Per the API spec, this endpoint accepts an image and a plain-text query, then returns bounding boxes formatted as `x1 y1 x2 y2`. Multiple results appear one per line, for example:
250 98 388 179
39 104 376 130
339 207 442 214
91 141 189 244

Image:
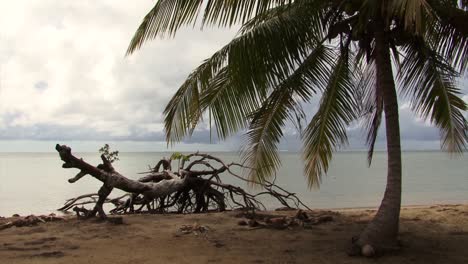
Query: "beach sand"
1 204 467 264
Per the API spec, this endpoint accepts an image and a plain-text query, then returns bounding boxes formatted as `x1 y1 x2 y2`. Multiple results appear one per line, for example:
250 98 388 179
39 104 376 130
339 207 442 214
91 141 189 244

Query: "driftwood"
55 144 310 219
235 209 337 230
0 214 65 230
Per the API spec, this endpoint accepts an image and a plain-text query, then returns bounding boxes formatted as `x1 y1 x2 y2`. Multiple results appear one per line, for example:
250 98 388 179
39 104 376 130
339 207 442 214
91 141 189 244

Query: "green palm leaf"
201 67 259 139
427 1 468 73
399 39 467 153
163 58 216 143
357 61 384 165
164 1 326 142
302 42 359 188
388 0 434 35
126 0 295 54
242 44 333 182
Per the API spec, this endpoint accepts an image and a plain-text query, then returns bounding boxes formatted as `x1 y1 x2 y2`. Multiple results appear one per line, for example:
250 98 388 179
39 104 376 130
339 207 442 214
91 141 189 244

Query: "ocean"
0 151 467 216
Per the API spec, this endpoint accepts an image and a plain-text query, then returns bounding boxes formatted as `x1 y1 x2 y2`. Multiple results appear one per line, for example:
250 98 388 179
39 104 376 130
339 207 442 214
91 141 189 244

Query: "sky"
0 0 466 152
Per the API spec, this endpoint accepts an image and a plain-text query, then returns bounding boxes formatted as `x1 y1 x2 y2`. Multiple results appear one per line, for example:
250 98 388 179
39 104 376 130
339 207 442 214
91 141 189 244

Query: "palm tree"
127 0 467 255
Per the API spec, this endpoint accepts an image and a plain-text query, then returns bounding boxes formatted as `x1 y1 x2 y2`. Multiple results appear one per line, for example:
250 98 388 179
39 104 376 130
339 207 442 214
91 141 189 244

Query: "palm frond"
163 58 218 143
239 0 327 36
127 0 295 54
202 67 260 139
202 0 293 27
427 2 468 73
127 1 203 54
398 39 468 153
164 1 327 142
358 61 383 165
242 44 333 183
302 42 358 188
388 0 434 34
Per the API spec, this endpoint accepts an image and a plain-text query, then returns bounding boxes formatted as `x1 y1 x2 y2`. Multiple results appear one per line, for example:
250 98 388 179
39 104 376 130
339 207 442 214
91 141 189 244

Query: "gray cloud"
0 0 465 152
0 123 166 141
34 81 48 92
0 0 237 144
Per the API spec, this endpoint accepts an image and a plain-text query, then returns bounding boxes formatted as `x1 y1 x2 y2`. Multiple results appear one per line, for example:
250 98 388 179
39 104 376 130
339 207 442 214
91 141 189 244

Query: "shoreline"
1 203 467 263
331 202 468 211
2 202 467 218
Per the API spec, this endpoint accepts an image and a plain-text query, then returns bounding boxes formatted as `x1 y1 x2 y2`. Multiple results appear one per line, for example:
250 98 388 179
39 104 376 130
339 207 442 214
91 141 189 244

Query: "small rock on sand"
361 244 375 257
237 220 248 226
248 220 260 227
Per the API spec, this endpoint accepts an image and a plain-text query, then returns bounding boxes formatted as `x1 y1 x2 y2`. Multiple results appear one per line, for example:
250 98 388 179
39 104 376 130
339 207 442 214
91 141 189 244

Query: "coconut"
361 244 375 257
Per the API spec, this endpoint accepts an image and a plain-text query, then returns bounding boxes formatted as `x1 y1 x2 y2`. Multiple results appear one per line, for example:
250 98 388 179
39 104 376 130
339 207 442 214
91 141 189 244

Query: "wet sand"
1 204 467 263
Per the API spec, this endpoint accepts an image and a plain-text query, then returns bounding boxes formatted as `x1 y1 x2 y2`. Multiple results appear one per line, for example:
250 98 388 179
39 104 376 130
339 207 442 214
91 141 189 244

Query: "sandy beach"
1 204 467 264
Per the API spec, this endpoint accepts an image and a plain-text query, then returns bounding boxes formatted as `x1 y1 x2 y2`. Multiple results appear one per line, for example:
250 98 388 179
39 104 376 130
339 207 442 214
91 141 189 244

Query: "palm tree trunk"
356 20 402 253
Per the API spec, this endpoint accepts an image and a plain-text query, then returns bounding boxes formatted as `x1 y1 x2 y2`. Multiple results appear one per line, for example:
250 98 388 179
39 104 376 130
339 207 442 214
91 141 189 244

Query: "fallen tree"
55 144 310 219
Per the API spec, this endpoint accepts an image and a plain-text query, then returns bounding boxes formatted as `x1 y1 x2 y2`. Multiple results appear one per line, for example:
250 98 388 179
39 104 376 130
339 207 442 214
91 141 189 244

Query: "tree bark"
56 144 188 218
356 18 402 253
56 145 309 216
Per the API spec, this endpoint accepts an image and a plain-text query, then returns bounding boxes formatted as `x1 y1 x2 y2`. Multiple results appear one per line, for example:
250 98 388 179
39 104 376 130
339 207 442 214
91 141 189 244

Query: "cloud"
0 0 237 143
0 0 465 152
34 81 48 92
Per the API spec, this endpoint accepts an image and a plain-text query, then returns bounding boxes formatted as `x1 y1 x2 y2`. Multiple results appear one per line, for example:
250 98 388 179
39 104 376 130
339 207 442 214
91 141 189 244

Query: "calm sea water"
0 151 466 216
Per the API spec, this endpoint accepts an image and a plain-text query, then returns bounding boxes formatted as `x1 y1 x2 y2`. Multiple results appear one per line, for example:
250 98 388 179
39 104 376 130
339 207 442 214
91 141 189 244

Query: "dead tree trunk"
56 144 189 218
56 144 310 217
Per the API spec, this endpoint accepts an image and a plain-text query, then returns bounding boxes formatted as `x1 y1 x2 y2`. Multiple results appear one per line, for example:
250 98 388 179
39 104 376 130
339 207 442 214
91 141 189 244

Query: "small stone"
12 214 20 217
213 240 225 248
237 220 248 226
247 219 259 227
361 244 375 257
